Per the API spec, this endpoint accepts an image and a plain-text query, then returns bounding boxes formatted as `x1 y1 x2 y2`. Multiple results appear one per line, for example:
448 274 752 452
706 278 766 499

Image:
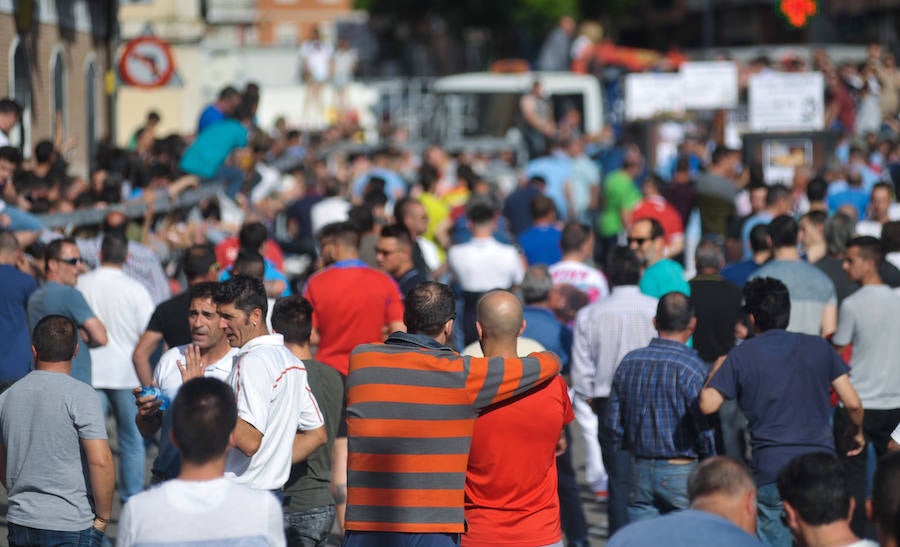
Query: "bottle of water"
140 386 171 411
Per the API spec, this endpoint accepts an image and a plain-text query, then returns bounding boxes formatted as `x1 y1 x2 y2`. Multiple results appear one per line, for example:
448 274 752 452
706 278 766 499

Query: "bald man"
463 290 573 547
609 457 762 546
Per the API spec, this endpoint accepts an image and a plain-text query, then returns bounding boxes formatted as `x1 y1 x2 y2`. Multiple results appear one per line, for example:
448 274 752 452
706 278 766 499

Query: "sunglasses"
58 257 84 266
627 237 650 246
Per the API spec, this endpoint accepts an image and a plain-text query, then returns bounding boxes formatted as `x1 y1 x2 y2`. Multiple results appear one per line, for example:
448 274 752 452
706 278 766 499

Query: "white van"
429 71 604 144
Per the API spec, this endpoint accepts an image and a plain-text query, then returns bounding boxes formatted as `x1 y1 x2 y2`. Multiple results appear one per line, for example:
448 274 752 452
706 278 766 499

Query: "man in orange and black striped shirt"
344 282 562 547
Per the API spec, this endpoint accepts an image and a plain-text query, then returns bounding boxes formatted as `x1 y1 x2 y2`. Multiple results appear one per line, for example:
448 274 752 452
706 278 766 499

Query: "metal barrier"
35 182 224 230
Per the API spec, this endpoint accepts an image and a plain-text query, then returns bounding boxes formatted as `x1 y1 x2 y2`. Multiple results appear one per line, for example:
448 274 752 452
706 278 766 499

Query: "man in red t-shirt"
463 290 572 547
302 220 405 533
631 176 685 260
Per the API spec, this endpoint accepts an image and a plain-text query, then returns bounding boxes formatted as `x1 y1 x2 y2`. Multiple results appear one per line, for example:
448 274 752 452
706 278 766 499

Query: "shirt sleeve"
296 371 325 431
233 355 272 434
708 353 739 400
826 342 851 380
464 351 561 411
570 310 594 399
683 365 717 458
66 289 97 327
607 369 624 449
73 388 108 440
832 299 855 347
559 377 575 426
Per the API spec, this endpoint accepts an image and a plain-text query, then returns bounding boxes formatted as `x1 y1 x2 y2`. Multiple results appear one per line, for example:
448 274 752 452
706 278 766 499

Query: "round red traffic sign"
118 36 176 89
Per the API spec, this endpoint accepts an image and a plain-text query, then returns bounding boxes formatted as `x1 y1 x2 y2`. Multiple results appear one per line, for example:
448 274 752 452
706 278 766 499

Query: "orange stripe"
350 488 462 507
348 418 475 438
350 453 469 473
491 358 524 405
349 384 470 405
346 522 466 533
464 358 488 405
349 351 464 373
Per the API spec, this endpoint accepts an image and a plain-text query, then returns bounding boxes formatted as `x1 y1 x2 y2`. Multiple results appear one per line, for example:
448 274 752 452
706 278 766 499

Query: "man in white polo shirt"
214 276 326 493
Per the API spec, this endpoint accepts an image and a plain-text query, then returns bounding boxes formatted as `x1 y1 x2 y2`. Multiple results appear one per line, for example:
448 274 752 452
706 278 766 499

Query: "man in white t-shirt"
448 199 525 346
77 234 154 503
133 281 237 483
118 377 285 546
215 276 326 492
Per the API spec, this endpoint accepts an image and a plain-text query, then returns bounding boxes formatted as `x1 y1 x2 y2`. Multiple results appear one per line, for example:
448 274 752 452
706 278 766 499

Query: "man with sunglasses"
27 238 107 385
628 218 690 299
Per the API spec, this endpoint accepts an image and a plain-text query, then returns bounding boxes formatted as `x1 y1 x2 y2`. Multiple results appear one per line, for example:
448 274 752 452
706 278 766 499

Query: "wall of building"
256 0 352 45
0 11 109 177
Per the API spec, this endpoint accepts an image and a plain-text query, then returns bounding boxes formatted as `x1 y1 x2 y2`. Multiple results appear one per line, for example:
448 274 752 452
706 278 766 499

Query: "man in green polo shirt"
598 158 642 260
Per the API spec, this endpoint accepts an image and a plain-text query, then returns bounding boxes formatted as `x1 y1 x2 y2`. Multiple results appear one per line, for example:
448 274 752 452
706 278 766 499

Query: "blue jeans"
8 523 104 547
557 426 589 546
284 505 336 547
628 459 695 522
98 388 146 503
213 165 245 199
757 482 791 547
342 532 460 547
593 397 634 535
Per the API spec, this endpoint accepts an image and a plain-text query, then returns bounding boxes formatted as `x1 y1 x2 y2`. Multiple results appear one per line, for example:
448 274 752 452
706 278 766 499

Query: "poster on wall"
681 61 739 110
624 72 683 121
749 72 824 132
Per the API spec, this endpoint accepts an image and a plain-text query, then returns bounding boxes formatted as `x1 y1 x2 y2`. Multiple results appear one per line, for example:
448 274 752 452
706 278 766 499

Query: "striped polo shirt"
345 332 561 533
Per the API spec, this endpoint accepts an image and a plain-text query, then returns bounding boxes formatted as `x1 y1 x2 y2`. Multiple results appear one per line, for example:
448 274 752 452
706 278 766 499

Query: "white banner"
749 72 824 132
624 72 683 121
681 61 739 110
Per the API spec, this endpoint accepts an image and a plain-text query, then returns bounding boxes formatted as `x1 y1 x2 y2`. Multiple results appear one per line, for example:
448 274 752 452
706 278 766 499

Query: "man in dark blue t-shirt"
0 231 36 389
699 276 864 547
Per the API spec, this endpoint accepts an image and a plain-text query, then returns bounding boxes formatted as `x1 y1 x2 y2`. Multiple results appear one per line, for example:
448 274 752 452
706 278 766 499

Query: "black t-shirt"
689 275 743 363
146 291 191 348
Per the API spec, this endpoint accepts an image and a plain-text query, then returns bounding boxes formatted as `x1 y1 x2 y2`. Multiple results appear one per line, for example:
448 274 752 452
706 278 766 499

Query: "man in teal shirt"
178 106 251 198
628 218 690 298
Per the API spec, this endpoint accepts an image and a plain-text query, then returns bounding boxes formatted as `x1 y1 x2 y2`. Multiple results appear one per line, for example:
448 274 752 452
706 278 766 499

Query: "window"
85 59 98 172
51 47 66 138
9 38 31 156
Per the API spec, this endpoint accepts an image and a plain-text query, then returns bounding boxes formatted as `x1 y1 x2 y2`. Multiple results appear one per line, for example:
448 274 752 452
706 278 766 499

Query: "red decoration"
779 0 817 27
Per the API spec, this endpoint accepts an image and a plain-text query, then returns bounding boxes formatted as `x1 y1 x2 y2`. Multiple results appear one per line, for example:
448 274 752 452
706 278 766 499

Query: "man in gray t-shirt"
832 236 900 535
749 215 837 337
0 315 114 545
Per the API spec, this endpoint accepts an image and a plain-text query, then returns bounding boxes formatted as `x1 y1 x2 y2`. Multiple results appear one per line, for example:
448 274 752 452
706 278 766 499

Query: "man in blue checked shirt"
607 291 716 523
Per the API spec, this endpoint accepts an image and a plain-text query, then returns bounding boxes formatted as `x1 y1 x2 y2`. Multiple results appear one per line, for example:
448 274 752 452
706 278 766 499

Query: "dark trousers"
592 397 633 536
834 405 900 538
557 426 589 547
8 523 104 547
342 532 460 547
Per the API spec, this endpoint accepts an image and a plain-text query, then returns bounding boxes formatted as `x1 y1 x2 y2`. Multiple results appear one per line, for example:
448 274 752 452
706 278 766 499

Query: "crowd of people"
4 33 900 547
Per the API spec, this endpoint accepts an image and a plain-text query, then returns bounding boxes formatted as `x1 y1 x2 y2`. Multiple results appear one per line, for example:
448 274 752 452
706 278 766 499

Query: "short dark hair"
767 215 799 248
873 451 900 545
182 244 217 280
379 224 414 248
232 250 265 281
188 281 218 302
271 295 314 345
238 222 268 251
317 221 360 249
749 223 771 253
100 233 128 265
521 265 553 304
766 184 791 207
688 456 755 502
744 277 791 331
403 282 454 336
656 292 694 332
0 145 22 166
807 176 828 202
530 194 557 219
147 111 161 123
213 276 268 318
171 377 237 465
606 246 642 287
872 181 895 200
348 205 374 233
847 235 884 265
0 98 22 118
45 237 77 262
634 217 665 241
560 223 592 254
883 221 900 254
34 140 54 163
32 315 78 362
218 86 240 101
465 199 496 225
777 452 850 526
711 145 736 165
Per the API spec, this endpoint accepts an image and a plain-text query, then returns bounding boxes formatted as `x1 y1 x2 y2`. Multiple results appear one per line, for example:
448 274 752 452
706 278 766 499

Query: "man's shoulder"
610 510 761 547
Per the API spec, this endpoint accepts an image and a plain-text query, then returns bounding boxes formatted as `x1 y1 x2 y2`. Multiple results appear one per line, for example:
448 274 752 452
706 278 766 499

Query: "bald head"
688 456 758 535
476 290 524 340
